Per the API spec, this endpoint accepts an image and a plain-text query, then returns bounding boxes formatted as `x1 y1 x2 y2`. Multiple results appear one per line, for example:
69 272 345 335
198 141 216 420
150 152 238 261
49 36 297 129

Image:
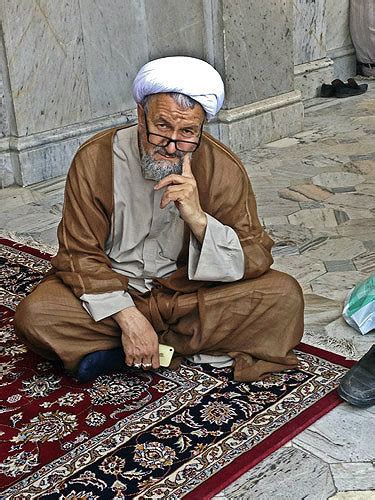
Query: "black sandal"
333 78 368 98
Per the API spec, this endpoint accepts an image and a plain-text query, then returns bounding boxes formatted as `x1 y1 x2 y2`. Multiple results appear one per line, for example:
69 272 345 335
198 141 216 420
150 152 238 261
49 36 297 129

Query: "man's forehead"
146 94 205 122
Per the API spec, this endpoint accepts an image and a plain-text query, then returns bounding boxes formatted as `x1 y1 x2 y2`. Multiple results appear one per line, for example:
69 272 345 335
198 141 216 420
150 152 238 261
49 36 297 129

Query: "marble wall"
326 0 352 52
325 0 356 79
0 69 7 137
293 0 326 66
0 0 303 186
293 0 355 98
221 0 295 108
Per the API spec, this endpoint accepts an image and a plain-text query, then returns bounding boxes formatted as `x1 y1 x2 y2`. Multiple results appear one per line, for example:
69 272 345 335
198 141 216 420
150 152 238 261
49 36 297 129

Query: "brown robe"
14 126 304 381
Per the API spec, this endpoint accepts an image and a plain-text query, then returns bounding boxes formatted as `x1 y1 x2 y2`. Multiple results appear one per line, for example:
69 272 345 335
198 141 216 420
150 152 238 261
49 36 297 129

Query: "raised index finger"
182 154 193 178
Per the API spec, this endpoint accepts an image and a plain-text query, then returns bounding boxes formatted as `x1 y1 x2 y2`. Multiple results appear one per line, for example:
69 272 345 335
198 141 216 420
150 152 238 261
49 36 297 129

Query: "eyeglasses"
143 112 203 153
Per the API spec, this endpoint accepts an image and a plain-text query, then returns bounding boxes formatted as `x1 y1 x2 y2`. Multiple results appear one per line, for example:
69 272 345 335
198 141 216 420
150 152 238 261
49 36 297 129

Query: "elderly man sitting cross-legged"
14 56 304 382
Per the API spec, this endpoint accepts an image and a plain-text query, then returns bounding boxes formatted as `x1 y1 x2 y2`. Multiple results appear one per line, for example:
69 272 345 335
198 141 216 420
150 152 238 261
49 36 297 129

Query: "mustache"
154 145 185 159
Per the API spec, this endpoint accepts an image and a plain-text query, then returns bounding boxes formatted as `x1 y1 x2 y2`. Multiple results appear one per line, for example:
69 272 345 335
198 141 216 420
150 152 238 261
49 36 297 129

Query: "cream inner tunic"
80 125 245 366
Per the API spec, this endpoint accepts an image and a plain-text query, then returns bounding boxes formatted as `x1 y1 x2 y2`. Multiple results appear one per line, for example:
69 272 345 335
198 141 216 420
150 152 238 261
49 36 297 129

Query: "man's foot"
76 348 126 382
338 345 375 407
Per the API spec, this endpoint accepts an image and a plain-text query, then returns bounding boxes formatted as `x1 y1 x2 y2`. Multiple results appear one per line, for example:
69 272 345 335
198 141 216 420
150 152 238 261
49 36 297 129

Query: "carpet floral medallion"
0 238 354 499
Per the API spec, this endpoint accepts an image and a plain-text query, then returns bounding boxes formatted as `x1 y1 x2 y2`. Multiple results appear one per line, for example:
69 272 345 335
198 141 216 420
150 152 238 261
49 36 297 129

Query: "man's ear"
137 104 145 127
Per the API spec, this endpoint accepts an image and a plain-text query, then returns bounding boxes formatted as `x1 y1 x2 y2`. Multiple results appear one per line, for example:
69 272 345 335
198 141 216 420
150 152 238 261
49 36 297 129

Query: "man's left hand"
154 155 207 242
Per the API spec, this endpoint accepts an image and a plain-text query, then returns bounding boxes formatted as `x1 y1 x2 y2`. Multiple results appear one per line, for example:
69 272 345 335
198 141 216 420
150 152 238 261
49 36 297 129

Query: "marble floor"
1 81 375 499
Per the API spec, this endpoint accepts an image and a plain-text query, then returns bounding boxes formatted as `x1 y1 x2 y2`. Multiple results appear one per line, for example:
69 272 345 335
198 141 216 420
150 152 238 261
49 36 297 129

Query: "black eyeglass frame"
143 111 204 153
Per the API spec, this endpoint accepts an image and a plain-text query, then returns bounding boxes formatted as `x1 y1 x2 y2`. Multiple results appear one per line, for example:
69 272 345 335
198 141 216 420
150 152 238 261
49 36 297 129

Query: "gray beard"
140 145 185 181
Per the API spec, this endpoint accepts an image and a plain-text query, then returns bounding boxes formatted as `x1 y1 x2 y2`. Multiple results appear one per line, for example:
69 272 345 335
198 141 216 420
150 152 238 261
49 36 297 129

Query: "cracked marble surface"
1 80 375 499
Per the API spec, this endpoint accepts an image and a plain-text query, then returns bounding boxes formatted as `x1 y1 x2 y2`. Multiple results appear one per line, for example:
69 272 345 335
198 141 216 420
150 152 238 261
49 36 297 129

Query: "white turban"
132 56 225 120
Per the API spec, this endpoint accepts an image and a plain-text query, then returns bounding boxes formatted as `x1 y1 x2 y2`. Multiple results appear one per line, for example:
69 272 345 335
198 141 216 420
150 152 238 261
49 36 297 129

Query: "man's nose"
165 140 177 155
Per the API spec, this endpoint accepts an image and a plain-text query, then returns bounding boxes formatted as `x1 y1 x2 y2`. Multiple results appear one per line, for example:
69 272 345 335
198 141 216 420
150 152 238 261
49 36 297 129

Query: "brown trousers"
14 269 304 382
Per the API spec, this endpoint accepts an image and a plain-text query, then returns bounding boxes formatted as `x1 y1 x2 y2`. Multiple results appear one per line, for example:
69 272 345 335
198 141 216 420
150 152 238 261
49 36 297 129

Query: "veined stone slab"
325 193 375 210
221 0 294 108
214 446 335 500
343 207 375 220
262 216 290 227
330 492 375 500
304 294 342 327
278 188 311 202
267 137 300 148
325 317 375 358
272 254 326 284
79 0 148 118
293 404 375 463
294 59 334 100
312 172 365 189
330 462 375 492
353 252 375 274
258 201 300 218
337 220 375 240
1 0 90 135
324 260 355 272
288 208 339 228
355 180 375 196
326 0 352 52
310 271 369 301
293 0 326 65
302 237 367 261
218 93 304 153
289 184 333 201
0 185 43 209
350 159 375 176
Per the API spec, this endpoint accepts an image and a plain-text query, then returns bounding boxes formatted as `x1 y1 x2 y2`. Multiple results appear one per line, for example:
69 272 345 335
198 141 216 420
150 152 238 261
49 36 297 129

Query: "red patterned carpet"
0 238 354 499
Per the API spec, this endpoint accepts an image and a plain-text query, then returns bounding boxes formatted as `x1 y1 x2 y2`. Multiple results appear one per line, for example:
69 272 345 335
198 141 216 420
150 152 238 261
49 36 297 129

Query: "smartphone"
159 343 174 367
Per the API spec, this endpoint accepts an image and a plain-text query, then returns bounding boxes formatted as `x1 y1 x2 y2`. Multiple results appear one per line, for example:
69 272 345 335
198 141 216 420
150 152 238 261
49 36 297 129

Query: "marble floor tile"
262 215 290 226
0 186 43 209
29 228 59 248
29 175 66 196
288 184 333 202
304 294 343 327
288 208 341 229
350 159 375 176
355 179 375 196
0 209 61 234
214 447 335 500
278 188 311 202
330 492 375 500
325 192 375 210
353 252 375 273
336 220 375 240
342 207 375 220
272 255 326 284
324 260 356 272
266 137 300 148
292 404 375 463
310 271 369 302
325 318 375 358
312 172 365 189
301 237 367 261
266 224 315 245
330 463 375 492
299 201 325 209
363 240 375 252
258 202 300 218
250 176 294 190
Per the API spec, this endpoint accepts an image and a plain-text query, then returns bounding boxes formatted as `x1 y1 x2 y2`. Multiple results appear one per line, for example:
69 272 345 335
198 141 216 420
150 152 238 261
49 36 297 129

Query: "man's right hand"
113 307 160 369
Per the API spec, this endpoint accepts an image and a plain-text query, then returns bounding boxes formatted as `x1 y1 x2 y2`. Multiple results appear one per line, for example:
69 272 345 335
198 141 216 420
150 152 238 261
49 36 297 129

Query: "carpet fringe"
303 329 359 360
0 230 58 255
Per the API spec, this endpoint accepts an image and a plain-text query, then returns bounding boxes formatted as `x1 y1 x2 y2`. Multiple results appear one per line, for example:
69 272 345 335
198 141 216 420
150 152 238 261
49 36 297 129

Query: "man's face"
137 93 205 181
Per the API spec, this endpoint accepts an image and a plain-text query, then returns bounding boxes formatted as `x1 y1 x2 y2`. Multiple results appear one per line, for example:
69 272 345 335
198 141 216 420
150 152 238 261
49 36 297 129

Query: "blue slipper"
76 347 126 382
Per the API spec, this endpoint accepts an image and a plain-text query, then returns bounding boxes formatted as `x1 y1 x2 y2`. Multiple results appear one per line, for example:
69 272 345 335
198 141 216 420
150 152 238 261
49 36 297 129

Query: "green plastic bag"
342 274 375 335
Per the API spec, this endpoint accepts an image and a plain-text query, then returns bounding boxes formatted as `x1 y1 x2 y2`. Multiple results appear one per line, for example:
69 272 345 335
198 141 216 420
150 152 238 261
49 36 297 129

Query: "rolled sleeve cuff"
80 291 135 322
188 213 245 282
